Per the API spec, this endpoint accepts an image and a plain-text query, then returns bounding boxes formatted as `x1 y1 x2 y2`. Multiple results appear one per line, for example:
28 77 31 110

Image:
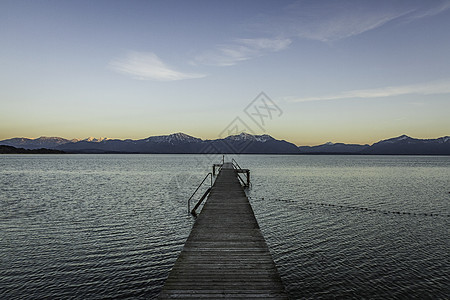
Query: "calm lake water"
1 154 449 299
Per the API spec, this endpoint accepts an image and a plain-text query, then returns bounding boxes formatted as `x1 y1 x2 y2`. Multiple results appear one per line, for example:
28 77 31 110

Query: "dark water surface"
1 155 449 299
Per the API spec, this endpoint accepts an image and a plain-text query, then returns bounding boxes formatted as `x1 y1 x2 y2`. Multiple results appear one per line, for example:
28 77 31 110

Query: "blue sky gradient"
1 0 449 145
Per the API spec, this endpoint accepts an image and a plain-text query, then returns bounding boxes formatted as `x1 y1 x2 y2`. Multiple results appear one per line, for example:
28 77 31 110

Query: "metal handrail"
187 173 212 213
231 158 250 188
236 173 246 186
191 187 211 216
231 158 242 170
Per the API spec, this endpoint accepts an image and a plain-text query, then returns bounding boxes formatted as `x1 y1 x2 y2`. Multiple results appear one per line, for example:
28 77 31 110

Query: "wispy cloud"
110 52 206 81
291 79 450 102
284 2 409 42
111 1 450 74
255 0 450 42
193 38 291 66
193 1 450 68
405 0 450 20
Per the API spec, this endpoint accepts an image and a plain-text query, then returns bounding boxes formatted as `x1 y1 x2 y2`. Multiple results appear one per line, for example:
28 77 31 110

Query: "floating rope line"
249 196 450 218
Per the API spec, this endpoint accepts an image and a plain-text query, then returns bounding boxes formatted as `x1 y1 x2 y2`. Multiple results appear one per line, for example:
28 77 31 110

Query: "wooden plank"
159 163 287 299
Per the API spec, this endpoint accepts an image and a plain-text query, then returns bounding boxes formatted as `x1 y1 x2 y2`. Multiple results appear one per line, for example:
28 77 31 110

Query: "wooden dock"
159 162 287 299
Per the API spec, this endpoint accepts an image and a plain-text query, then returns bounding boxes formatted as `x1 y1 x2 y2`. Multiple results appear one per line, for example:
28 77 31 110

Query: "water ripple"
1 154 449 299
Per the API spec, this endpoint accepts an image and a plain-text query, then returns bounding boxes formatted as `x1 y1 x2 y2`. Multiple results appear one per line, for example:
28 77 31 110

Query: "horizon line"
1 132 449 148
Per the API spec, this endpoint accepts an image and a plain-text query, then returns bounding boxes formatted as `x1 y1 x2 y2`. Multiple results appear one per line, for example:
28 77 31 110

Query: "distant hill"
55 132 300 154
1 133 449 155
299 142 369 154
360 135 450 155
0 137 76 149
0 145 65 154
208 133 299 154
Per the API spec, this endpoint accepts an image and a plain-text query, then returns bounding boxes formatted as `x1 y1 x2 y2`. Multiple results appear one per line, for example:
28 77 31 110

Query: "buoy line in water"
249 196 450 218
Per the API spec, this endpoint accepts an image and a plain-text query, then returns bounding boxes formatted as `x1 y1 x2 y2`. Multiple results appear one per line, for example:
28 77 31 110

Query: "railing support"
232 158 250 188
188 173 212 214
191 187 211 216
212 164 222 176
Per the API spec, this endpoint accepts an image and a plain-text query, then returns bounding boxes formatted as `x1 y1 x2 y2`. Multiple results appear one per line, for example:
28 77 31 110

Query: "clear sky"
1 0 449 145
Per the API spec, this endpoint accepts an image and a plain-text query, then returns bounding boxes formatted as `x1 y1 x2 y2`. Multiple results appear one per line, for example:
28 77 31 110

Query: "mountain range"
0 133 449 155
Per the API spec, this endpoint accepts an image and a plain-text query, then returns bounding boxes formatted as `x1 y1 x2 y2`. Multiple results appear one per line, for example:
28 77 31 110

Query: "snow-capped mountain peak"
144 132 202 144
394 134 410 141
0 136 71 149
254 134 274 142
378 134 412 144
83 137 109 142
226 132 274 142
436 136 450 143
226 132 253 140
169 132 198 141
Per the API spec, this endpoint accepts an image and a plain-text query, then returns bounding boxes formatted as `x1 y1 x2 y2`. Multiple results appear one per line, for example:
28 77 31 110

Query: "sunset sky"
1 0 449 145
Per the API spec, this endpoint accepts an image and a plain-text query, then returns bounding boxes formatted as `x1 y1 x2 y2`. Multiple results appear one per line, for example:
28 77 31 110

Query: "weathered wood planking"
159 162 287 299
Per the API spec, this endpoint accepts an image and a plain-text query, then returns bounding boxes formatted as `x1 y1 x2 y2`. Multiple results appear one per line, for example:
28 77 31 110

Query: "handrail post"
212 164 223 176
